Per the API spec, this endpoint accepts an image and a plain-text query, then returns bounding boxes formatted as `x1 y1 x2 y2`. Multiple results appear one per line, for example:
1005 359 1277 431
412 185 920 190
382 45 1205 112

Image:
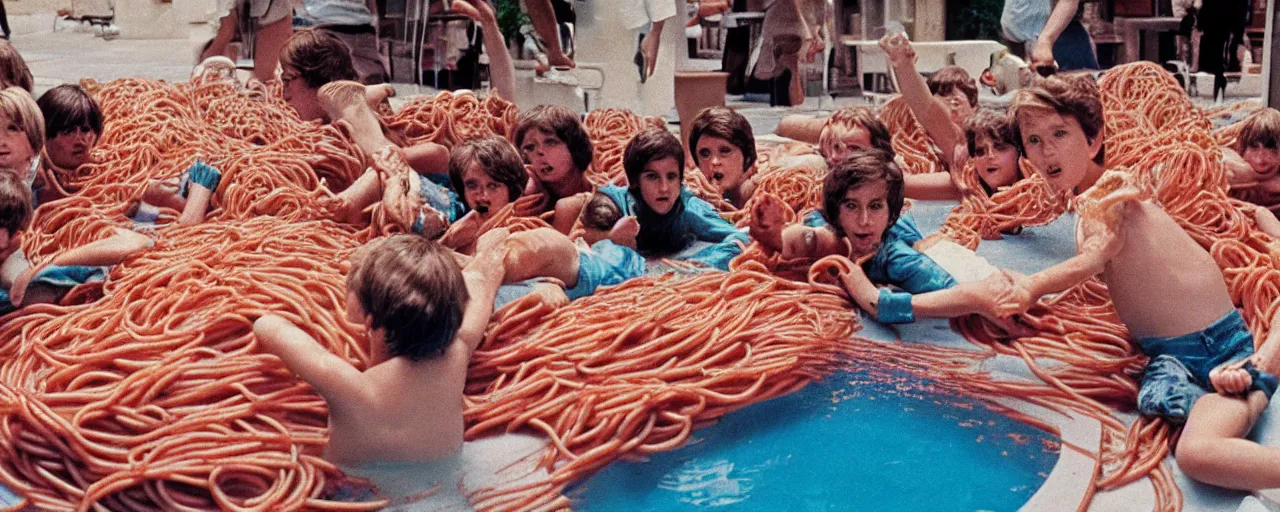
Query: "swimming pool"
570 366 1060 512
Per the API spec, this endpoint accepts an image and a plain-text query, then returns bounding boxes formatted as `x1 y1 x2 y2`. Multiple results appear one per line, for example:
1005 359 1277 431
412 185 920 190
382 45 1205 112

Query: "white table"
842 36 1007 93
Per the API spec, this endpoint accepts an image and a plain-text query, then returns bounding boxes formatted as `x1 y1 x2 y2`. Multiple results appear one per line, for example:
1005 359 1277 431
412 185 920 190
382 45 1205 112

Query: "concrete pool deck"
4 20 1280 511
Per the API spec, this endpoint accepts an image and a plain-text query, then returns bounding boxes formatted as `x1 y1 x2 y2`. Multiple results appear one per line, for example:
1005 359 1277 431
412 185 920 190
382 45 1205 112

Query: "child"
37 84 102 173
1225 108 1280 210
0 87 48 207
595 126 748 270
438 136 530 251
964 108 1025 196
253 231 506 464
817 106 894 165
130 160 223 226
0 41 31 92
580 191 639 247
487 225 647 304
278 28 381 123
513 105 596 234
1005 74 1280 491
688 106 757 209
749 149 1018 324
0 171 153 314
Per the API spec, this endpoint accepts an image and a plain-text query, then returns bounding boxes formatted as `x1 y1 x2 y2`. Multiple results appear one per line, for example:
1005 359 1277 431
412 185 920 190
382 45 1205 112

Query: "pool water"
570 367 1060 512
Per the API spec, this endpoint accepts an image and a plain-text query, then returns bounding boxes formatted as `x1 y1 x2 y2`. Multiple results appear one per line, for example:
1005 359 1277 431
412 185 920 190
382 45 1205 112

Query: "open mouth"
711 172 724 183
474 204 490 214
851 232 875 243
1045 165 1063 178
539 165 556 177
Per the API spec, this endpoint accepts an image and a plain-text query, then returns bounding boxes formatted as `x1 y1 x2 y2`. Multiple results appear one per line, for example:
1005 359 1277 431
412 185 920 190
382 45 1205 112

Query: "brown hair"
38 84 103 138
0 169 31 235
346 235 469 362
447 136 529 204
819 106 893 161
623 126 685 187
1009 72 1106 165
1240 108 1280 151
822 149 904 238
688 106 756 172
0 87 45 157
965 108 1018 156
513 105 594 174
927 66 979 108
279 29 359 89
581 191 622 231
0 42 32 93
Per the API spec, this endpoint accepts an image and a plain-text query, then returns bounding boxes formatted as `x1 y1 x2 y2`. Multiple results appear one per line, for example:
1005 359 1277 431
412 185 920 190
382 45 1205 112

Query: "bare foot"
321 194 365 224
141 178 186 212
365 84 396 110
546 52 575 70
530 281 569 309
1209 359 1253 396
609 216 640 249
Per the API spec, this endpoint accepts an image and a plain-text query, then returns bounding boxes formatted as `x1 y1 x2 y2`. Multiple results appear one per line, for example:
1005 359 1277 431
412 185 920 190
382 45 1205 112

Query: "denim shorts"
1136 310 1278 422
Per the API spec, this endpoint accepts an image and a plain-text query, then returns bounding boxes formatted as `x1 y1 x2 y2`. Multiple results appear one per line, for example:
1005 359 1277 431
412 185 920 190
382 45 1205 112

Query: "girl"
513 105 595 234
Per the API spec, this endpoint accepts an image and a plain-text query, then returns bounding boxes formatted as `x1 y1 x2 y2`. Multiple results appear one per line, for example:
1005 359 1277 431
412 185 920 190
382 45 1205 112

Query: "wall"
115 0 217 40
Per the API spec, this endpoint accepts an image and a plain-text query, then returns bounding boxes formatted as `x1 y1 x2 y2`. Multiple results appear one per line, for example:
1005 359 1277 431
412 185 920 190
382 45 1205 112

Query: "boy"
1225 108 1280 211
750 149 1019 325
439 136 531 251
37 84 102 172
253 231 505 464
1005 74 1280 491
964 109 1025 197
513 105 596 234
0 171 153 313
688 106 758 209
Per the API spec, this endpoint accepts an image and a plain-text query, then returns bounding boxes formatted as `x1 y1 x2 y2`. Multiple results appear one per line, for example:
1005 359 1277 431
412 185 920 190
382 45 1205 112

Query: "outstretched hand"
749 194 788 252
878 33 915 67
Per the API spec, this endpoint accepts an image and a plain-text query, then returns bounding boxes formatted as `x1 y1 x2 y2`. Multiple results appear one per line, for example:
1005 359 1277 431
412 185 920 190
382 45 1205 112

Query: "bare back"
1102 200 1235 339
324 342 470 464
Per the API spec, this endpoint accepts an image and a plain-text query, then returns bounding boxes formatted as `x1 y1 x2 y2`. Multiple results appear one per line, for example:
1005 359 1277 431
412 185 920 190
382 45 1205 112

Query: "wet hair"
0 87 45 158
1009 72 1106 165
927 66 979 108
581 191 622 232
346 235 469 362
513 105 594 174
965 108 1022 194
821 149 905 238
279 29 359 89
623 126 691 254
0 42 32 93
1239 108 1280 151
688 106 756 172
0 169 31 235
447 136 529 205
37 84 104 139
818 106 893 161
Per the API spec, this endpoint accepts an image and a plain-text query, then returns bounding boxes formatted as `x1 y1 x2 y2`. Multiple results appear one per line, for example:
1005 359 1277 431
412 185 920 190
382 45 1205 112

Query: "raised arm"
452 0 516 103
903 172 962 200
1031 0 1081 72
455 229 507 354
253 314 371 407
880 33 964 165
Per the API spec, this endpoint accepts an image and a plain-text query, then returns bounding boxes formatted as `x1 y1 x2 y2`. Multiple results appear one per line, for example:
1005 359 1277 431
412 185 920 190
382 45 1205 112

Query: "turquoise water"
570 367 1059 512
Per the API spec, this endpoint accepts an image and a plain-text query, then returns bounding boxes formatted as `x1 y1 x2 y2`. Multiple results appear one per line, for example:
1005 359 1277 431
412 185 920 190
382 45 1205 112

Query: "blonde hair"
0 87 44 157
1239 108 1280 150
818 106 893 161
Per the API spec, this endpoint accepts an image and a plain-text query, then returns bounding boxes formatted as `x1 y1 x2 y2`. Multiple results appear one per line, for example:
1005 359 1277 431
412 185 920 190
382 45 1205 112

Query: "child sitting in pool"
750 149 1019 324
595 126 749 270
688 106 758 209
513 105 597 234
0 171 154 314
1003 74 1280 491
37 84 101 176
438 136 531 252
1224 108 1280 211
253 231 505 465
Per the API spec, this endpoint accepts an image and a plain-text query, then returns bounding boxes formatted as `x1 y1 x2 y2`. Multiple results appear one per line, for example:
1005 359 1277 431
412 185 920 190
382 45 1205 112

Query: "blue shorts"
1136 310 1279 422
411 174 466 235
0 264 106 315
564 240 647 301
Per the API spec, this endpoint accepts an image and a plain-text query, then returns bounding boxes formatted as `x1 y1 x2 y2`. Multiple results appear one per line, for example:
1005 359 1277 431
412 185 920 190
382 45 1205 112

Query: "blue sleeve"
876 288 916 324
802 210 827 228
879 241 956 294
597 185 637 217
681 194 747 270
888 212 924 246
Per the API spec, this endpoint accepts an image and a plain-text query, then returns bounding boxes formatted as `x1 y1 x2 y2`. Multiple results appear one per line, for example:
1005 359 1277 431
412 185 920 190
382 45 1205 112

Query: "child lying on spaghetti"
749 148 1021 325
1003 74 1280 491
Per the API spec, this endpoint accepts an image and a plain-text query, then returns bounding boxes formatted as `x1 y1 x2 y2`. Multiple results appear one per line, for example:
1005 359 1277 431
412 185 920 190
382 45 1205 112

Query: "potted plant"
495 0 529 58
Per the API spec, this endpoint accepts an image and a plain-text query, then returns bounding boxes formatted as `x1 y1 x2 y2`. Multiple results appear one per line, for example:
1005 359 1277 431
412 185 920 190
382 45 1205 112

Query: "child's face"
971 134 1020 189
0 116 34 170
823 126 873 165
520 129 577 186
1017 110 1100 192
637 156 682 215
46 125 97 170
837 181 891 258
1243 144 1280 177
281 67 324 122
695 135 748 194
937 90 974 127
460 162 511 220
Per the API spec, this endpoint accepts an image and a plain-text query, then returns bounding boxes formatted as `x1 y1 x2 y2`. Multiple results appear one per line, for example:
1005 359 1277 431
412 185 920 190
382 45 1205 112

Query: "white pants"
619 0 678 31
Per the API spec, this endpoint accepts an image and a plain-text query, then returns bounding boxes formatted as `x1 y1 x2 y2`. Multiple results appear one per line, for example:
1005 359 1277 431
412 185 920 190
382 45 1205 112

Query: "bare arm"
1251 203 1280 239
253 314 371 408
403 142 451 177
45 228 153 268
552 193 591 235
453 0 516 102
880 34 964 165
455 230 507 354
1032 0 1081 70
903 172 962 200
